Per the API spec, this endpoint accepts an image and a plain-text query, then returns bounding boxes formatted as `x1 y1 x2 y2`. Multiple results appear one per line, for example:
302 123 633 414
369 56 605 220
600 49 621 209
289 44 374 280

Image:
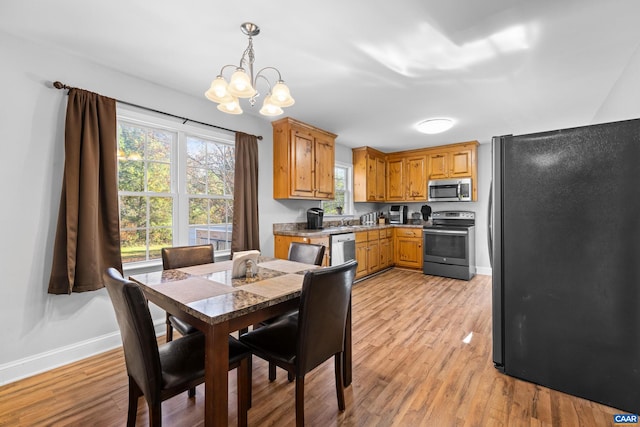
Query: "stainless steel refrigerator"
490 118 640 413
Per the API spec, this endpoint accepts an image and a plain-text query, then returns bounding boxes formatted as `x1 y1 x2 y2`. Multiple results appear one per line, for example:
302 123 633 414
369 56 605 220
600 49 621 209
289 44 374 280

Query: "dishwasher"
330 233 356 266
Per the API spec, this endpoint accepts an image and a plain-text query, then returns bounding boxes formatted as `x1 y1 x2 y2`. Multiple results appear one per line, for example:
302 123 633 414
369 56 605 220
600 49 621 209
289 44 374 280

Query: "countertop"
273 223 425 237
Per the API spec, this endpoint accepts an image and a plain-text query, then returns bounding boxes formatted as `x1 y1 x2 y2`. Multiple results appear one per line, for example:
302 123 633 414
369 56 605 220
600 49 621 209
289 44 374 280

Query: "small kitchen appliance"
306 207 324 229
420 204 432 221
389 205 408 224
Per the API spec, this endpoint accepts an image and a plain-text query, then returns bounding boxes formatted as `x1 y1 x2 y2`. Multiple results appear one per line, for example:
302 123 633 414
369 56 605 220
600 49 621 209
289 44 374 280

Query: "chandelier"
204 22 295 116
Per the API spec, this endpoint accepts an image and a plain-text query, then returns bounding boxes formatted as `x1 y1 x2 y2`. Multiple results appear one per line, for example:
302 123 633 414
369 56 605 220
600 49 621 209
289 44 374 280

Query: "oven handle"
423 229 468 235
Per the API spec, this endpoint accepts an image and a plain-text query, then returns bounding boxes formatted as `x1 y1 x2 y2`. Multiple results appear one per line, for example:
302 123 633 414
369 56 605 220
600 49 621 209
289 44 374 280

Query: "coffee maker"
306 207 324 229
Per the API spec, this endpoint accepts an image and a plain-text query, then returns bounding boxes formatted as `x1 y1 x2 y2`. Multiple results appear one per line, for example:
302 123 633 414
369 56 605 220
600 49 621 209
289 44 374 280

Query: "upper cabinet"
386 156 405 201
352 140 479 202
405 154 428 200
353 147 386 202
427 144 476 180
273 117 337 200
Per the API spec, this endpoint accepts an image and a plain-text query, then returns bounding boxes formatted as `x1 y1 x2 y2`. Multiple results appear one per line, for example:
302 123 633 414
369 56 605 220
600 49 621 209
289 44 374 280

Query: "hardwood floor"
0 269 620 426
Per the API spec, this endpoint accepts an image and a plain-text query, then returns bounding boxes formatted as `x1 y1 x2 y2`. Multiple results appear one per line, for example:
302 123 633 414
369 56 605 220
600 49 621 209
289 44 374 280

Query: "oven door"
423 227 470 266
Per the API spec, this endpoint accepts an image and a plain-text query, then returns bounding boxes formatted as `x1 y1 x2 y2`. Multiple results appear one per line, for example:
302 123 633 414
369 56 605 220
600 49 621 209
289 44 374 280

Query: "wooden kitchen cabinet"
273 234 330 266
354 229 390 279
427 143 477 180
386 156 405 201
394 227 423 269
273 117 337 200
355 231 369 278
353 141 478 202
426 141 478 200
366 230 380 273
379 228 393 269
353 147 386 202
405 155 427 200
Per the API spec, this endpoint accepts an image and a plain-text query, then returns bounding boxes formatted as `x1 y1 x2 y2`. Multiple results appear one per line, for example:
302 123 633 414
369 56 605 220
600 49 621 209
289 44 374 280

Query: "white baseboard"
476 266 492 276
0 321 165 386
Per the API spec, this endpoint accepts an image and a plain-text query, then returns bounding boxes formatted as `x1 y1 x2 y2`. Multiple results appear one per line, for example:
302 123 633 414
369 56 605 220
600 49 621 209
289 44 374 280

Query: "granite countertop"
273 222 425 237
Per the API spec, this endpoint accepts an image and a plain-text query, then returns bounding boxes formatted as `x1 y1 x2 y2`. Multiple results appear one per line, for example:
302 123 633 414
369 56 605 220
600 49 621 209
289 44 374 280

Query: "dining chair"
240 259 357 427
263 241 326 381
104 267 251 427
288 242 325 266
161 244 214 342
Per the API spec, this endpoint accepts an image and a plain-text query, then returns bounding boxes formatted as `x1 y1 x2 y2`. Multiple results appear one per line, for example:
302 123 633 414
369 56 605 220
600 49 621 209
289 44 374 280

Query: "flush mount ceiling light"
416 118 454 134
204 22 295 116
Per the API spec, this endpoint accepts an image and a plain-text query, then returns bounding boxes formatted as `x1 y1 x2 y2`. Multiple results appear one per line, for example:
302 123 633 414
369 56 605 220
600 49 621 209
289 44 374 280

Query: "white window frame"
117 106 235 271
322 161 354 216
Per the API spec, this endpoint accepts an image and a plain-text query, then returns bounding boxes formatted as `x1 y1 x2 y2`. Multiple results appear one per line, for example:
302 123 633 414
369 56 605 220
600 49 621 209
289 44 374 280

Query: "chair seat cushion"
159 332 206 389
169 315 199 336
159 334 250 389
240 316 298 366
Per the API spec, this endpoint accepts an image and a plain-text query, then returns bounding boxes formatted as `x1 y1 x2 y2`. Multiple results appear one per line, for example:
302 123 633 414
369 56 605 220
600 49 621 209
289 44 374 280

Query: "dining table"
129 256 352 427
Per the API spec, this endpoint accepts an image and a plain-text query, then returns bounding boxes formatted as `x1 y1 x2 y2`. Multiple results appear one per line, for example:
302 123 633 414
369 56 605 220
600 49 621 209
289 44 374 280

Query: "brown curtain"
48 88 122 294
231 132 260 252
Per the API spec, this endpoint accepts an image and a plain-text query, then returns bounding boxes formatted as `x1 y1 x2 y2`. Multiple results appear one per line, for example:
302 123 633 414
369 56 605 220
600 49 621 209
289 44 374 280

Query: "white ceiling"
2 0 640 150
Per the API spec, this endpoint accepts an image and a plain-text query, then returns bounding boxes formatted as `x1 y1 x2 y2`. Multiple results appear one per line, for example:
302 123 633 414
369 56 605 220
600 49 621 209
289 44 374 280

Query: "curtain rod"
52 81 263 140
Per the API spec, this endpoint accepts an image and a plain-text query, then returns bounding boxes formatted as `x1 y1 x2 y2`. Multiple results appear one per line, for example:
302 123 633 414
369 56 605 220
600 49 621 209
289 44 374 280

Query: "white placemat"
151 276 234 303
176 260 233 276
240 273 304 298
258 259 320 274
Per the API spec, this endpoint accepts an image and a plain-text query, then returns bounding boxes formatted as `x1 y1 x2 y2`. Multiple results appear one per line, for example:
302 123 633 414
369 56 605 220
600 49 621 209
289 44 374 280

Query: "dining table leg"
205 322 229 427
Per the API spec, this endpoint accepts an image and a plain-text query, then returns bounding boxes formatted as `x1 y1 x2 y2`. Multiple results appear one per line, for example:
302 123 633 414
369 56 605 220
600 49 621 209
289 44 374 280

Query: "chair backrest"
296 259 357 375
288 242 325 266
104 268 163 403
161 244 214 270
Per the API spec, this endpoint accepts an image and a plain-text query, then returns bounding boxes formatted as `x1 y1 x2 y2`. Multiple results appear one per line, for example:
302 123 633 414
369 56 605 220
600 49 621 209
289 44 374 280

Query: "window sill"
122 252 232 277
123 260 163 277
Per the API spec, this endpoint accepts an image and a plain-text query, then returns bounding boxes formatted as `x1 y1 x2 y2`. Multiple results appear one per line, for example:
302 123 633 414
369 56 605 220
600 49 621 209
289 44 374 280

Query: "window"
117 109 234 265
322 162 352 215
185 136 234 253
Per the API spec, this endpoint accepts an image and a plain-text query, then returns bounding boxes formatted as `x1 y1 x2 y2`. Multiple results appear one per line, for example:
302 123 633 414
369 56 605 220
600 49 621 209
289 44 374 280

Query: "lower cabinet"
379 229 393 269
355 232 369 279
394 228 423 269
274 234 330 267
355 228 395 279
275 226 422 279
366 230 380 273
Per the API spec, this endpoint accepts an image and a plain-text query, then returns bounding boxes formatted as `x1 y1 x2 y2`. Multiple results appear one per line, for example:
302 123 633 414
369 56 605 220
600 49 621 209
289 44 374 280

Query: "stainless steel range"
423 211 476 280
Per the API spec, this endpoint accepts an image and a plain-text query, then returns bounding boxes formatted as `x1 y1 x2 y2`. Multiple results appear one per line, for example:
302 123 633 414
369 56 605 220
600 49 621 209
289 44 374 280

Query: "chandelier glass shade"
205 23 294 116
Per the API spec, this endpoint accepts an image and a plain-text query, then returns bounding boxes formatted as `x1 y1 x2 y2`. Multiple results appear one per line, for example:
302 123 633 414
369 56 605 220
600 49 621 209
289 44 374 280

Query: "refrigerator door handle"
487 183 493 267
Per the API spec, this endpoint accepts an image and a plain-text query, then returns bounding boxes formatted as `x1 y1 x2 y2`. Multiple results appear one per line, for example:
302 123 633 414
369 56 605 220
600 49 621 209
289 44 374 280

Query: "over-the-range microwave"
427 178 472 202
